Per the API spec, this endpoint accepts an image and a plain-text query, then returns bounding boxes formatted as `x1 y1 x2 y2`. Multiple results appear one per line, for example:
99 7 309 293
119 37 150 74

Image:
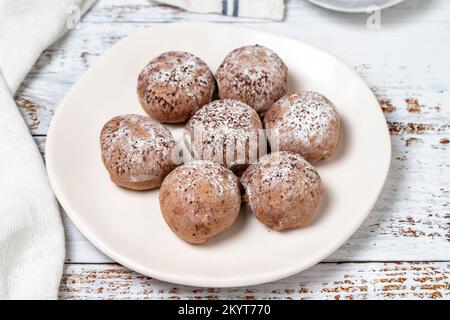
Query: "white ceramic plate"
307 0 405 12
46 22 391 287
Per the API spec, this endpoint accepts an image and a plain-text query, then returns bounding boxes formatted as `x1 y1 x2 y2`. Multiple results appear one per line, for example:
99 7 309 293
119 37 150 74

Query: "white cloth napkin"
153 0 285 21
0 0 95 300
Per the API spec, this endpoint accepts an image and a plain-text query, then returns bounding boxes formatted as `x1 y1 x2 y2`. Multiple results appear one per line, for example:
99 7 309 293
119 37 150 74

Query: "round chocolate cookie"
264 91 340 163
241 151 323 230
100 114 177 190
216 45 288 114
184 99 265 175
159 161 241 244
137 51 216 123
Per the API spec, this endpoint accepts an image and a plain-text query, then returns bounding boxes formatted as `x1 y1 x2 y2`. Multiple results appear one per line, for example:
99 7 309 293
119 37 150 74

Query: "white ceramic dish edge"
307 0 405 13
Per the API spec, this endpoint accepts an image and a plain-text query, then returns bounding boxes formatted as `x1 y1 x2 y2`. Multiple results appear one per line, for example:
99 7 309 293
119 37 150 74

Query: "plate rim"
306 0 405 13
46 22 391 287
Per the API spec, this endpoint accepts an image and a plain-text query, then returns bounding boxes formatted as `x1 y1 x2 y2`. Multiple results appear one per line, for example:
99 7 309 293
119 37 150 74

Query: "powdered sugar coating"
184 99 265 175
137 51 216 123
100 114 177 190
216 45 288 114
241 151 323 230
264 91 340 163
159 161 241 244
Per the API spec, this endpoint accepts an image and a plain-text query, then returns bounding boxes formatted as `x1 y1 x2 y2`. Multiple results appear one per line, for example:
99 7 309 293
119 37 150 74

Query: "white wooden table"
16 0 450 299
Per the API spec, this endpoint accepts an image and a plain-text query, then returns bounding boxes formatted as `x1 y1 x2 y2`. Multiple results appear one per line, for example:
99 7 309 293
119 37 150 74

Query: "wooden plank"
59 262 450 300
15 22 450 135
33 133 450 263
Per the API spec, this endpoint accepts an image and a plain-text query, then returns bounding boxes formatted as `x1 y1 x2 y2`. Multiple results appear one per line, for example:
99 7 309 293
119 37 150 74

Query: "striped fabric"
153 0 285 21
221 0 239 16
